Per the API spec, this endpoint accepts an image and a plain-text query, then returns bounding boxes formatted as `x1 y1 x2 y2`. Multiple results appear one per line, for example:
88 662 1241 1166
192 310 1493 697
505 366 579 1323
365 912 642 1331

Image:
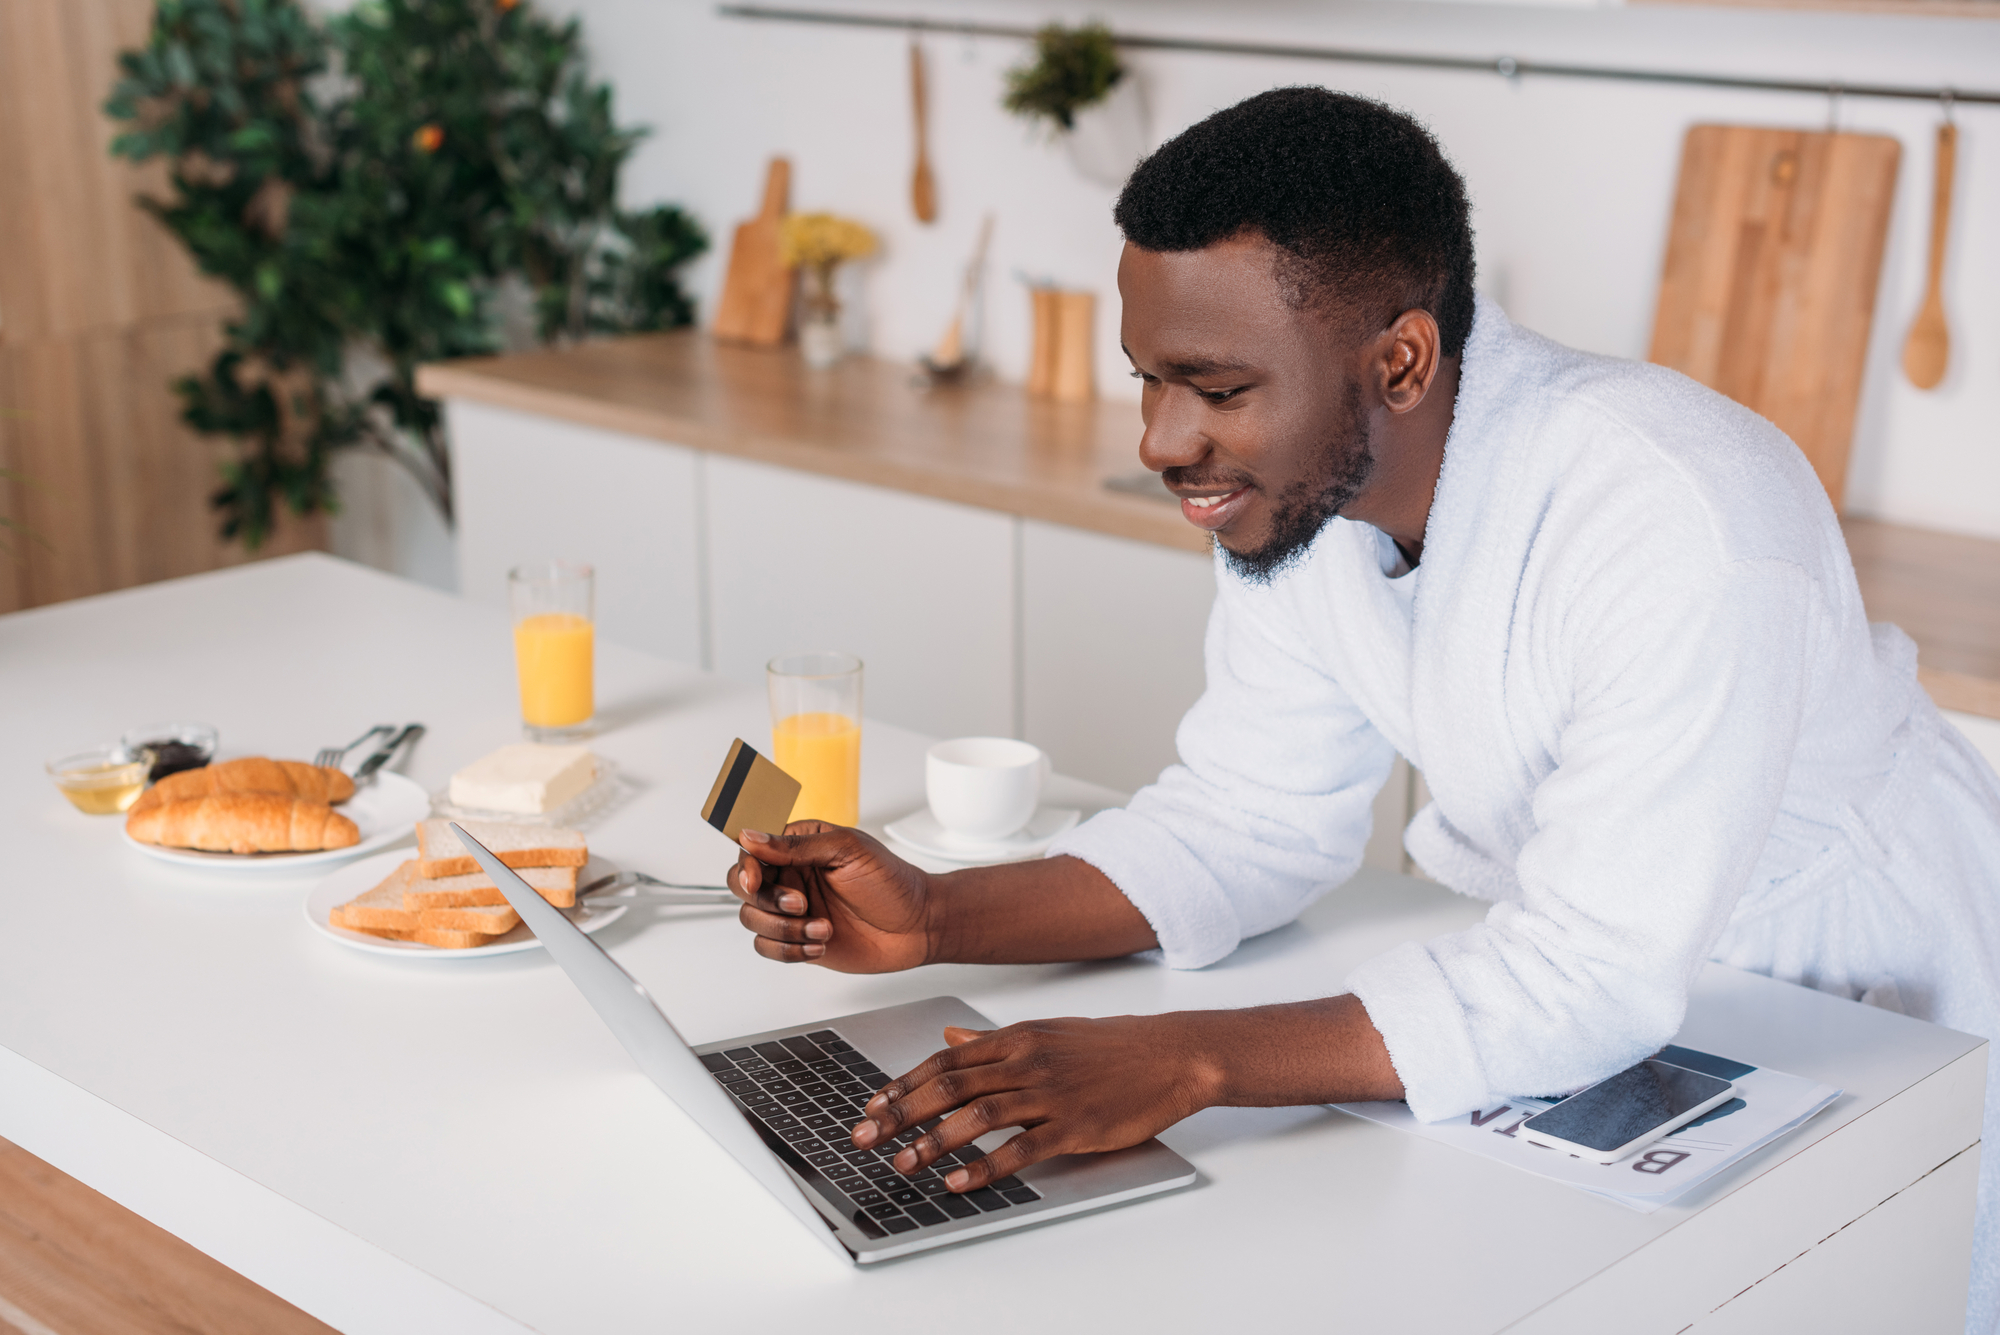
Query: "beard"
1170 383 1374 585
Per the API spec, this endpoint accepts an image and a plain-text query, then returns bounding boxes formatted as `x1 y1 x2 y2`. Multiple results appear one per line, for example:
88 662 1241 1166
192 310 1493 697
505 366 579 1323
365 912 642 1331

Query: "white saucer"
882 806 1080 863
305 850 629 959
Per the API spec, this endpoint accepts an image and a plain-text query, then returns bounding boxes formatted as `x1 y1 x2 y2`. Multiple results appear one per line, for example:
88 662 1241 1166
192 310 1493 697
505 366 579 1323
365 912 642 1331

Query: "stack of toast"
330 819 588 949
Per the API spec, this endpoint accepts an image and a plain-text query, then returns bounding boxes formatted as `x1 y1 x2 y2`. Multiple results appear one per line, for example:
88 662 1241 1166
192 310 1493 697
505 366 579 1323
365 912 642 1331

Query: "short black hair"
1115 87 1476 358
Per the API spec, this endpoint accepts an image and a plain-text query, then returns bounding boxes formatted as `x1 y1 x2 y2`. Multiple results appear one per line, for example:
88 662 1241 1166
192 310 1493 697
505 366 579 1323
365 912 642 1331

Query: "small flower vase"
799 264 844 369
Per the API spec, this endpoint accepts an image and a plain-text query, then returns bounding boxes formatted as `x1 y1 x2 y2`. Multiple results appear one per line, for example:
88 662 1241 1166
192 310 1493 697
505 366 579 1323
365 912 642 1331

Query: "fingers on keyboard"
712 1030 1043 1232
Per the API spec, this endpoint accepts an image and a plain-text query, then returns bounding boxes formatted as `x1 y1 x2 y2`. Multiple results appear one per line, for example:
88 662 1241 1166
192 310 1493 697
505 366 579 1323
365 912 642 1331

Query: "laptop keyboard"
701 1029 1042 1235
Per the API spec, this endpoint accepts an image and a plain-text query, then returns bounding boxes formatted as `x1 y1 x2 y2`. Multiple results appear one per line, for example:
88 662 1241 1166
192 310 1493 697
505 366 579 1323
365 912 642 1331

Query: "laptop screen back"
447 824 847 1258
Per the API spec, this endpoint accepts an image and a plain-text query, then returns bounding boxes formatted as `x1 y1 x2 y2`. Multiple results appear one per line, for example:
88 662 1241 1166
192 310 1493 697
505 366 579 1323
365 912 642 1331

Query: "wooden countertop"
1842 517 2000 720
418 332 2000 719
416 330 1204 555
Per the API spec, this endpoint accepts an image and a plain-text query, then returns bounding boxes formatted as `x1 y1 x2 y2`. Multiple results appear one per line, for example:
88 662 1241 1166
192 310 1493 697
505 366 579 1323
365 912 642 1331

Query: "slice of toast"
331 861 520 939
330 861 423 932
401 864 579 910
341 920 507 950
415 818 587 878
416 901 521 934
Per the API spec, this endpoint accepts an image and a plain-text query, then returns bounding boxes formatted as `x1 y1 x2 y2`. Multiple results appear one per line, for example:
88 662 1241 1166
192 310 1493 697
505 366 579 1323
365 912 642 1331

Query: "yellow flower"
412 124 444 153
779 213 877 270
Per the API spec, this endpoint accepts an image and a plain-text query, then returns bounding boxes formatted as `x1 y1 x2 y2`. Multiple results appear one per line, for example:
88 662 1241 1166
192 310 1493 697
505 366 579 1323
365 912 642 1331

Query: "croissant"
125 793 361 854
129 757 355 815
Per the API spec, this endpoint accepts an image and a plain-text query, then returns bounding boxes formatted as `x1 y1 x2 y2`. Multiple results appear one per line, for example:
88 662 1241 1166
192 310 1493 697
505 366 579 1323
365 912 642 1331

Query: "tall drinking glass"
767 652 862 827
510 561 595 741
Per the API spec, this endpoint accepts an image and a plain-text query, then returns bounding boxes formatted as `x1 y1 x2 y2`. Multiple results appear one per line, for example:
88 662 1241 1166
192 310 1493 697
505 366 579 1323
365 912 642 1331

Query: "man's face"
1119 234 1373 580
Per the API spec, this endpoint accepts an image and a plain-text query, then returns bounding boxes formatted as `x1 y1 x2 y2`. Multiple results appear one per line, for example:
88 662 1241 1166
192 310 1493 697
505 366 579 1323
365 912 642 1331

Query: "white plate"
304 850 629 959
882 806 1081 863
123 771 433 871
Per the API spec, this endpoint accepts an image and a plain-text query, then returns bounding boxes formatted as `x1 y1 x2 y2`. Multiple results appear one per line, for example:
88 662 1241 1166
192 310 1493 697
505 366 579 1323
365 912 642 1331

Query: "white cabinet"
448 401 704 667
706 456 1016 742
1020 520 1215 794
1945 709 2000 775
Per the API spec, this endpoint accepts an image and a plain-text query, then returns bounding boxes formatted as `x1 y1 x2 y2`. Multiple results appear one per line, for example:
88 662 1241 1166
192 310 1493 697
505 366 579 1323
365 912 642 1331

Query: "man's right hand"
727 824 936 973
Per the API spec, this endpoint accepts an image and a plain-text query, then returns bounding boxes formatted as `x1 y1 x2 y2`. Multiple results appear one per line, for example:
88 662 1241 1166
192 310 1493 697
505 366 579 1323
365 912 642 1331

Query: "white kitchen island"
2 555 1983 1333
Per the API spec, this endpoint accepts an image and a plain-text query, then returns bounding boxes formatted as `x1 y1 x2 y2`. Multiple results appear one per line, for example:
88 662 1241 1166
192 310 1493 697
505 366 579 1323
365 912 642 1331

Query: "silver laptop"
452 824 1196 1263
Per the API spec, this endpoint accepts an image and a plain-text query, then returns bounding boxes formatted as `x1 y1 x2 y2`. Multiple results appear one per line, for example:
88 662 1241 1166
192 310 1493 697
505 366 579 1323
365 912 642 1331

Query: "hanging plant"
105 0 706 549
1002 22 1124 134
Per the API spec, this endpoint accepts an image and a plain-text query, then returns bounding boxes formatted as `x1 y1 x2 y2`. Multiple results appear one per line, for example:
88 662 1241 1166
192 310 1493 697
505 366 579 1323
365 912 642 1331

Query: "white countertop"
1 554 1982 1334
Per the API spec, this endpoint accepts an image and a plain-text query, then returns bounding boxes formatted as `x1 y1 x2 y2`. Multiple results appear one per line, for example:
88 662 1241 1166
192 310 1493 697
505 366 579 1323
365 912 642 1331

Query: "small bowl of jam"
120 721 219 782
48 745 150 815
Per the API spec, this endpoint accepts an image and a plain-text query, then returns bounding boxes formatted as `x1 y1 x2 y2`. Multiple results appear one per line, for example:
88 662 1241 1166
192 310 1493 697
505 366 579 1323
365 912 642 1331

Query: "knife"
353 724 425 783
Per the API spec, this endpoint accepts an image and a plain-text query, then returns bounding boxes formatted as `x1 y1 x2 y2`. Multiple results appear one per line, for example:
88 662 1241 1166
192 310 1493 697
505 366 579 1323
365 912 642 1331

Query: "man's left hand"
848 995 1403 1190
849 1014 1221 1191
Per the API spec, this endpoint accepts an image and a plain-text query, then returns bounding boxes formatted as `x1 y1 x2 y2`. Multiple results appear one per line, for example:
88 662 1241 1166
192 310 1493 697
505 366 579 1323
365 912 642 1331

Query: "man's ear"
1378 309 1443 414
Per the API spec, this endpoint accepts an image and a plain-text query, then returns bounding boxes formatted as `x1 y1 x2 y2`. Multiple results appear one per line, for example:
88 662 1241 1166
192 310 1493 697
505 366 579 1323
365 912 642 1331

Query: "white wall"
326 449 457 592
540 0 2000 541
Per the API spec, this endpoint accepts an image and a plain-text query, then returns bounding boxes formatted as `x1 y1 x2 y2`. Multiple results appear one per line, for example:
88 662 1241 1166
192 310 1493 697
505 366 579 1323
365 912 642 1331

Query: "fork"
579 871 734 905
314 724 394 772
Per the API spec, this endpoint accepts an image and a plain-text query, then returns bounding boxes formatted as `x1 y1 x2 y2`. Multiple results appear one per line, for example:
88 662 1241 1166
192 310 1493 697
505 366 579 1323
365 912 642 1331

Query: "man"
728 89 2000 1330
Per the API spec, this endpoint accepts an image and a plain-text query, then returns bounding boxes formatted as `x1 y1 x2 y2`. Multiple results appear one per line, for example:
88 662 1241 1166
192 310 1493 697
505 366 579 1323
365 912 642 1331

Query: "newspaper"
1333 1044 1841 1212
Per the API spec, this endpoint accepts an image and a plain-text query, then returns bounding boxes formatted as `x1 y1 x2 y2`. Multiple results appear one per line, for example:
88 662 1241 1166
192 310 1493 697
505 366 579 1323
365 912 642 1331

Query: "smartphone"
1520 1059 1735 1164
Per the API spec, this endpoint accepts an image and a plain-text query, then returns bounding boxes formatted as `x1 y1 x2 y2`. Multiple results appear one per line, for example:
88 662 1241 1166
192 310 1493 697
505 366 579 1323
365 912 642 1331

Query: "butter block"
449 744 597 815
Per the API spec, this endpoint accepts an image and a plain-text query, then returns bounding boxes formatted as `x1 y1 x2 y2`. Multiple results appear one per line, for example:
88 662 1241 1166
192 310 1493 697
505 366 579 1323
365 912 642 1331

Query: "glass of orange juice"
510 560 595 741
768 652 862 827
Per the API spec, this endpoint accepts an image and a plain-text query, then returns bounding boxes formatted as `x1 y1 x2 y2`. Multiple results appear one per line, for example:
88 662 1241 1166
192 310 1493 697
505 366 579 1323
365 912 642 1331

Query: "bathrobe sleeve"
1348 558 1822 1120
1048 570 1397 968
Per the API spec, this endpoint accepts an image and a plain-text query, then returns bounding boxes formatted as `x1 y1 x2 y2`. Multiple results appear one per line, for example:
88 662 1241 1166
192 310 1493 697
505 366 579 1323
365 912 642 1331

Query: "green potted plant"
104 0 706 549
1001 22 1146 188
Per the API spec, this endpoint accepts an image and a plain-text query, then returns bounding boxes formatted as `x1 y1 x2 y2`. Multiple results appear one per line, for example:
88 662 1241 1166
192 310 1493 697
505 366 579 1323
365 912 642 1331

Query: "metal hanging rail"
716 4 2000 107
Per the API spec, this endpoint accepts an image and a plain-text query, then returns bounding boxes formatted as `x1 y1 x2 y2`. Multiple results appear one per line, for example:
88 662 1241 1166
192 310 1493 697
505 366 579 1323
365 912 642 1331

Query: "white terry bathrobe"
1051 296 2000 1333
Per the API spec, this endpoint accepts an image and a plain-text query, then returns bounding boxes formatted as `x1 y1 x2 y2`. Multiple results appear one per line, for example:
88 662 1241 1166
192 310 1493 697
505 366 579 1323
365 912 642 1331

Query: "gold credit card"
701 738 802 844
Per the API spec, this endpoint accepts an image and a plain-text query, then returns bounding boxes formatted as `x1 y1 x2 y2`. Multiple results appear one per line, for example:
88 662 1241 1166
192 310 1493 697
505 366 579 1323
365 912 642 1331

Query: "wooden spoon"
910 40 938 224
1901 122 1956 390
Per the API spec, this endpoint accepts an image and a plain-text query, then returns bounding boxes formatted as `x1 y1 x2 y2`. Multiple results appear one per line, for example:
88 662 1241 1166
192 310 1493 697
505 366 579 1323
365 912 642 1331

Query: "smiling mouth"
1174 484 1253 531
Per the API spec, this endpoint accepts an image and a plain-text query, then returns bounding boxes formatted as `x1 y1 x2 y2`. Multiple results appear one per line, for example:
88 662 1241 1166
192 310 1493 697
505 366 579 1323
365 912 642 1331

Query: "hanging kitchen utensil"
1900 114 1956 391
713 157 796 347
1649 124 1900 510
926 213 994 373
910 40 939 224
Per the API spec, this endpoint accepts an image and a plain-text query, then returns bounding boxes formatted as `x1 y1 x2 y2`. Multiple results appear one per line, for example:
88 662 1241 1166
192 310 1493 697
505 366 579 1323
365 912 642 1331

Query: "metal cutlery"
352 724 425 784
579 871 734 905
314 724 394 772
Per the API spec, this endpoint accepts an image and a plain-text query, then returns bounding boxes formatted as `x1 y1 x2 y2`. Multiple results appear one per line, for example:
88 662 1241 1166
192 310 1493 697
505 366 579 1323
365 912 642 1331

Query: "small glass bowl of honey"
47 745 150 815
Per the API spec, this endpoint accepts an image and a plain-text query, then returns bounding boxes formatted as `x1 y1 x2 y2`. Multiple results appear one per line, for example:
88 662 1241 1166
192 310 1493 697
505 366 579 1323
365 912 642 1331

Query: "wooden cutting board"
712 158 795 346
1649 124 1901 509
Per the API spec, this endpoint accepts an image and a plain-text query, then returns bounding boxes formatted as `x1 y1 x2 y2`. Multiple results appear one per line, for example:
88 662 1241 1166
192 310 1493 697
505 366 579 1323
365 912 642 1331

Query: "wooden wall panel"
0 0 322 611
0 0 235 342
0 463 25 616
0 316 323 608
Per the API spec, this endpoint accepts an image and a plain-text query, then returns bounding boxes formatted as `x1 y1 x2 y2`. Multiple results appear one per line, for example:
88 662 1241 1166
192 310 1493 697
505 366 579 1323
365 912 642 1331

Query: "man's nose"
1137 387 1210 473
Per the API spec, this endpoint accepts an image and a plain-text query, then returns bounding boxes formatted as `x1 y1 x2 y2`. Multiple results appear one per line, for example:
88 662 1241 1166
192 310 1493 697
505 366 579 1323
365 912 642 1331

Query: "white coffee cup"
926 737 1049 843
